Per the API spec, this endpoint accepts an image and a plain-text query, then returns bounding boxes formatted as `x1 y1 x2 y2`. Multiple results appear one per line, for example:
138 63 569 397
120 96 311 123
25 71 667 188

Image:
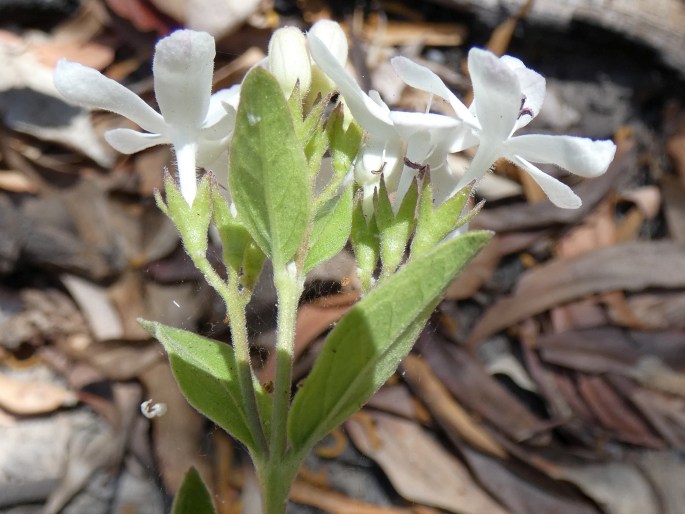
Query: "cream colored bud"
267 26 312 96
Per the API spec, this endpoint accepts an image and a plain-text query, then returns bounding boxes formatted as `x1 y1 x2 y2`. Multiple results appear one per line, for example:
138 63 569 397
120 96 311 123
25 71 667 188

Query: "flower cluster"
53 20 616 211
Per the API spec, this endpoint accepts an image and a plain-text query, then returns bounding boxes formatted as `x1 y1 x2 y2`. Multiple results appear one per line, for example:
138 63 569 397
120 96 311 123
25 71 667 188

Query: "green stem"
193 256 268 456
270 263 304 460
255 454 301 514
225 268 269 456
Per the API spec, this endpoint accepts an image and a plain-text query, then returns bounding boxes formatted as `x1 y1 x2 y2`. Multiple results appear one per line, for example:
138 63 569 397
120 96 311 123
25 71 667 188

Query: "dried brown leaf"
401 354 507 458
468 241 685 345
0 373 78 415
346 412 510 514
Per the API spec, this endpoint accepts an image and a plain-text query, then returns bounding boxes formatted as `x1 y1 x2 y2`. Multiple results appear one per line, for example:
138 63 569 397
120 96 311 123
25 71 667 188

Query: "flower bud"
267 26 312 96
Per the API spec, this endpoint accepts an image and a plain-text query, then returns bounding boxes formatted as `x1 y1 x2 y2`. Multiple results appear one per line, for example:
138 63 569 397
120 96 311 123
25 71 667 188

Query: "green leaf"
139 320 260 451
229 67 310 268
411 179 473 259
287 230 492 453
350 196 379 294
304 184 353 273
172 467 216 514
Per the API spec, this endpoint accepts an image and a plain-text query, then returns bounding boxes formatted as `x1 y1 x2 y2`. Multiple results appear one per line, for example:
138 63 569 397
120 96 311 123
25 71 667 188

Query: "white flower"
392 48 617 208
54 29 238 205
308 29 466 215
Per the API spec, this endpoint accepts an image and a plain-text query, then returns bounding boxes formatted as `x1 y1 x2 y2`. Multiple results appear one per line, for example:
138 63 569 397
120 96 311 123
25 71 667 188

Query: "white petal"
201 147 229 190
507 134 616 177
500 55 546 130
54 59 166 134
468 48 521 140
389 111 461 145
456 140 502 190
391 56 474 124
395 131 431 209
197 137 229 168
430 160 461 205
104 128 169 153
514 156 582 208
309 20 348 65
354 135 404 191
153 30 215 129
308 34 393 136
205 85 240 127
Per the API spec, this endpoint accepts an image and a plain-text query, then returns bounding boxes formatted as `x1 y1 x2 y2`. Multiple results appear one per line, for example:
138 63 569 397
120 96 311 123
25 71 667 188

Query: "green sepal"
171 467 216 514
301 93 328 148
350 194 380 294
327 106 362 184
211 188 265 290
229 67 310 269
211 188 251 273
287 230 493 454
158 173 212 261
242 241 266 291
304 123 329 177
411 179 475 259
374 177 418 275
304 183 353 273
286 81 305 139
139 319 273 452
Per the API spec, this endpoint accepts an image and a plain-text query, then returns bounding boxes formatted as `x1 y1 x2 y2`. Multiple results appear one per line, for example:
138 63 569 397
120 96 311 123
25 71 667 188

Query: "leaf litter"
2 0 685 512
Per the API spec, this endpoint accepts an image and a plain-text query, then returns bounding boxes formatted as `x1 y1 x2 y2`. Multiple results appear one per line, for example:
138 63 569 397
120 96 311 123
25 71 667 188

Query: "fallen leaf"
468 241 685 345
457 443 600 514
0 372 78 415
418 333 549 443
661 175 685 244
401 354 507 458
346 412 510 514
547 460 660 514
290 479 436 514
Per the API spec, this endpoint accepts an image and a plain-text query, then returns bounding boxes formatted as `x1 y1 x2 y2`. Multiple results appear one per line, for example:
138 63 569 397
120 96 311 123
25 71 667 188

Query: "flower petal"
507 134 616 177
54 59 166 134
390 56 474 123
153 30 215 129
354 135 404 191
389 110 462 146
205 85 240 126
500 55 546 130
104 128 170 153
308 33 393 135
468 48 521 140
430 159 462 205
395 130 432 208
514 156 582 208
456 139 503 189
309 19 348 65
